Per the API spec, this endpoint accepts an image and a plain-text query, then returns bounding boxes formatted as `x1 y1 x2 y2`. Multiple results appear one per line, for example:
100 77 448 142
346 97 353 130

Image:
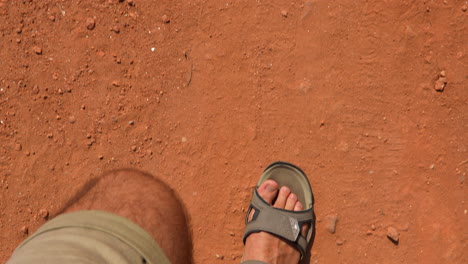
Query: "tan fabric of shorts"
7 210 171 264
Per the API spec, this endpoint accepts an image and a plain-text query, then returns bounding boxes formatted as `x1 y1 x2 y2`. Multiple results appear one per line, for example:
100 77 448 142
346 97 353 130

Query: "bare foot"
242 180 306 264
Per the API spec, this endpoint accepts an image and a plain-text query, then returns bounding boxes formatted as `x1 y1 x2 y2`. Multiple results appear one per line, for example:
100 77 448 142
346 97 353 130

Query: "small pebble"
325 214 338 234
98 155 104 160
371 224 376 231
386 226 399 243
126 0 134 6
439 70 446 77
462 4 467 12
21 226 29 235
39 209 49 220
47 134 53 138
32 46 42 55
129 120 135 125
215 254 224 259
131 146 137 152
281 10 288 17
336 238 344 245
15 143 22 151
434 76 447 92
111 26 120 33
112 81 120 87
68 116 76 124
86 18 96 30
49 15 56 22
162 14 170 23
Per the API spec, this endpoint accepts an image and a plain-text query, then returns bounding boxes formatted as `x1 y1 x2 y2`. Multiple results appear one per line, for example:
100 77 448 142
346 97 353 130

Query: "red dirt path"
0 0 467 263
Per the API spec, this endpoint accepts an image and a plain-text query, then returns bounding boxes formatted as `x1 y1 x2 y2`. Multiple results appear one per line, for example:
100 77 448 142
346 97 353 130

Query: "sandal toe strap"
243 189 314 258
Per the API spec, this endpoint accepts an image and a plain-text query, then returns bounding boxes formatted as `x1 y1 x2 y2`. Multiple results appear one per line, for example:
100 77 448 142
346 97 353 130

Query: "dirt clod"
336 238 344 245
68 115 76 124
21 226 28 235
39 209 49 220
86 18 96 30
434 76 447 92
32 46 42 55
325 214 338 234
386 226 399 243
162 14 170 23
14 143 22 151
111 26 120 33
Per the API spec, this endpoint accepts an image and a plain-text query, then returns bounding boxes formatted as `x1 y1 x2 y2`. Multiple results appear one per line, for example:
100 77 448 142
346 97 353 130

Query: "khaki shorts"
7 210 171 264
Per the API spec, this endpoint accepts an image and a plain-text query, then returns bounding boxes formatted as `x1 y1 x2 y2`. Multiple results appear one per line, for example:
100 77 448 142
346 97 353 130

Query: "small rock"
162 14 170 23
68 115 76 124
131 145 137 152
39 209 49 220
129 120 135 125
112 81 120 87
15 143 22 151
371 224 376 231
325 214 338 234
215 254 224 259
336 238 344 245
21 225 29 235
126 0 134 6
434 76 447 92
98 155 104 160
32 46 42 55
111 26 120 33
281 10 288 17
229 232 235 236
16 27 22 34
462 4 467 12
439 70 446 77
86 18 96 30
386 226 399 243
49 15 56 22
47 133 53 138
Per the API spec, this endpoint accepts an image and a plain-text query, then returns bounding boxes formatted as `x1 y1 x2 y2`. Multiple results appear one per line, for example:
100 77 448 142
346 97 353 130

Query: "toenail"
290 194 296 200
281 186 290 193
265 183 277 192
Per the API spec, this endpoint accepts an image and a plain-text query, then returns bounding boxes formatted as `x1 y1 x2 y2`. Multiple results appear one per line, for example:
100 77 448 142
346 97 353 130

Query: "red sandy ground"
0 0 467 263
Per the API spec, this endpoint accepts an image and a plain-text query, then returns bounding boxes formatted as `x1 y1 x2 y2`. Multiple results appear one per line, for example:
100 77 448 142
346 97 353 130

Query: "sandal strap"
243 189 314 258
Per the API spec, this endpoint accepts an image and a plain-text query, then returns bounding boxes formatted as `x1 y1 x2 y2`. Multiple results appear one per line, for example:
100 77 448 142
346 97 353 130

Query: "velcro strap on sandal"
243 189 314 258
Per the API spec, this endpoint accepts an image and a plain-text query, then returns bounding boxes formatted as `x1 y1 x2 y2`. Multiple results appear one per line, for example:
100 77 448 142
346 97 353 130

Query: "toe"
285 193 298 210
257 180 279 205
294 201 303 211
273 186 291 208
294 201 310 236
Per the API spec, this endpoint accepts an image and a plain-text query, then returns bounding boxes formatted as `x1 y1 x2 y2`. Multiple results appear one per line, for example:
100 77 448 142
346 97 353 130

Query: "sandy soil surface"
0 0 467 263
